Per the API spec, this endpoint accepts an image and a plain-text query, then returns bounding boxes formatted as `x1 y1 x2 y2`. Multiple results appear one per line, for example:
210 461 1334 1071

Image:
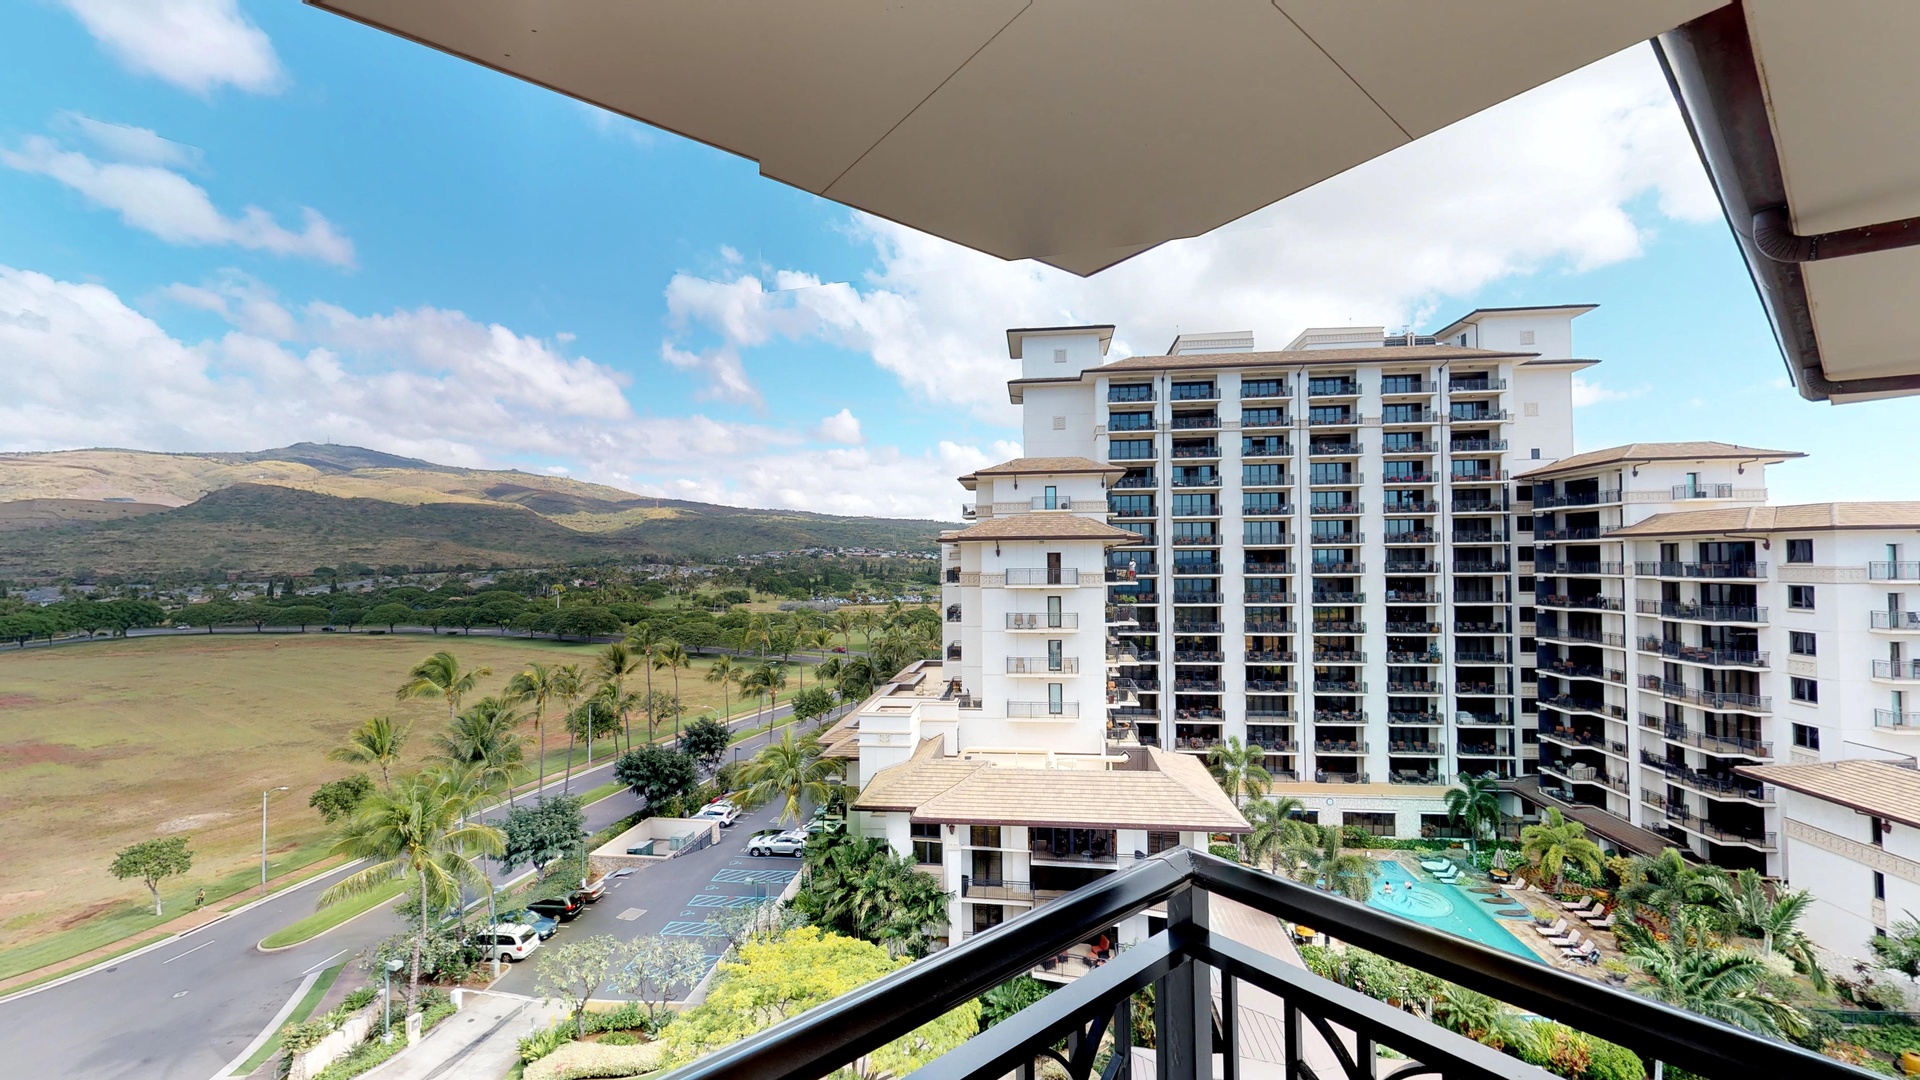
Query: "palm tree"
1433 985 1525 1051
738 730 843 824
815 656 845 692
549 664 583 792
832 609 857 653
328 715 410 792
1443 772 1502 855
1714 868 1827 989
1617 847 1724 930
396 651 491 727
652 641 692 742
1206 736 1271 805
742 613 772 659
592 642 645 753
1241 796 1311 873
434 696 530 804
504 663 561 800
1516 808 1603 891
740 660 787 742
320 772 503 1009
1620 909 1805 1039
1298 826 1373 901
704 655 740 726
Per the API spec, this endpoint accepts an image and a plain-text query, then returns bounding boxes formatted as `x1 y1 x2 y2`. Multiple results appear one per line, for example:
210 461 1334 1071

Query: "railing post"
1157 885 1212 1080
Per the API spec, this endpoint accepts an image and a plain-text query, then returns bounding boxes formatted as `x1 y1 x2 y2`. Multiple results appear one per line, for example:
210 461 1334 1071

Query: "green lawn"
232 961 345 1074
260 879 407 950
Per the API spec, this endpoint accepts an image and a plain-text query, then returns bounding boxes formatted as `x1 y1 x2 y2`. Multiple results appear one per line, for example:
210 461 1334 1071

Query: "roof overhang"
306 0 1721 277
1657 1 1920 402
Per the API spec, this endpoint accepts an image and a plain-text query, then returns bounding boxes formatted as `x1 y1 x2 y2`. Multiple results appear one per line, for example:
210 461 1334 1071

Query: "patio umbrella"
1491 849 1509 871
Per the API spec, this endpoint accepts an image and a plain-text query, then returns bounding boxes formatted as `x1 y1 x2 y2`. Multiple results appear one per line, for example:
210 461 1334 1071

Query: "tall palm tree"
1619 910 1805 1039
320 772 503 1009
704 655 740 725
1617 847 1724 930
328 715 410 792
1298 825 1372 901
1206 736 1272 805
742 613 772 659
741 660 788 743
652 641 692 742
396 651 492 727
434 696 530 804
592 642 645 753
1443 772 1502 855
549 664 583 793
739 730 843 824
814 656 845 693
1241 796 1311 873
832 609 857 653
1517 808 1603 891
504 663 560 800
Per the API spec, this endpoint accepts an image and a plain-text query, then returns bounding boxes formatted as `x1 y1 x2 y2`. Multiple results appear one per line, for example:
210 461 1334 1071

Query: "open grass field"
0 631 808 969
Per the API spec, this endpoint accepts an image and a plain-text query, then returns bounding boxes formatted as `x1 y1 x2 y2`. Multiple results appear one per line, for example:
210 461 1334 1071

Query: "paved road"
0 700 843 1080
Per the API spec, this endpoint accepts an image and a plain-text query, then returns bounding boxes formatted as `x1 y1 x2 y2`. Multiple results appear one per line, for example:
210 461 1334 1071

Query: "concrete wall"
1776 788 1920 962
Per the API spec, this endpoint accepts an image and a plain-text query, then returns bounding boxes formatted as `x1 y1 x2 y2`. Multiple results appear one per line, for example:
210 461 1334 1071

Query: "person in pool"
1383 881 1394 897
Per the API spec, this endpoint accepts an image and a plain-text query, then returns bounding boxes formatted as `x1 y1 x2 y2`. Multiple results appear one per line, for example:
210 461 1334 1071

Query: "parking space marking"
687 894 768 908
614 907 648 921
658 920 731 936
710 868 796 884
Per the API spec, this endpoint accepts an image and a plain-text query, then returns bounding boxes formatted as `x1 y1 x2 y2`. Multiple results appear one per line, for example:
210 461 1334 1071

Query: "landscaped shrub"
525 1040 666 1080
981 975 1054 1028
1207 842 1241 862
1341 825 1377 849
583 1001 656 1035
339 987 378 1011
518 1022 577 1065
1515 1022 1592 1079
1582 1037 1644 1080
309 1000 460 1080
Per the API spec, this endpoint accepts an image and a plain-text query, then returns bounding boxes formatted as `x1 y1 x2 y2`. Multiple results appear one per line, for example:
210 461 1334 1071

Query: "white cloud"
58 113 203 170
812 408 864 445
61 0 283 96
1571 376 1650 407
662 45 1717 423
4 135 355 267
0 264 978 519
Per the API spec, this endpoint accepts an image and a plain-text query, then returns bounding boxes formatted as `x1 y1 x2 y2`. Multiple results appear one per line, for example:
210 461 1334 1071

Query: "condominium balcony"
1170 443 1221 460
1311 590 1364 604
1537 560 1626 575
1632 561 1766 580
1870 610 1920 631
1313 769 1374 784
1540 660 1622 682
1635 600 1768 625
1170 533 1221 546
958 876 1034 904
1169 384 1219 403
1245 591 1291 606
1536 626 1625 647
1381 440 1438 455
1310 530 1364 547
1242 500 1291 517
1242 438 1291 458
1240 530 1290 547
1006 613 1079 631
1004 568 1083 587
1173 619 1224 633
1540 727 1627 757
1640 715 1771 758
1449 439 1508 453
1312 648 1365 663
1243 561 1294 575
1107 505 1155 519
1386 648 1442 664
1638 752 1770 804
1306 379 1359 398
1388 711 1442 725
1309 500 1362 516
1457 712 1514 726
1383 534 1438 548
1171 591 1222 605
1455 681 1511 697
1006 657 1081 675
1108 385 1155 403
1170 413 1220 430
1382 471 1437 485
1170 473 1222 488
1311 619 1365 635
1244 618 1295 634
1111 473 1156 489
1452 620 1509 636
1313 738 1369 754
1870 560 1920 581
1874 709 1920 731
1456 743 1510 758
1244 680 1296 694
1538 695 1624 720
1451 529 1509 543
1531 488 1621 509
1246 648 1295 662
1451 559 1510 574
1307 470 1360 487
1106 563 1160 581
1383 589 1439 603
1171 560 1222 575
1006 700 1081 719
1449 408 1510 423
1240 410 1290 430
1170 503 1221 519
1537 593 1624 612
1386 680 1441 694
1381 409 1436 426
1448 376 1507 393
1310 560 1363 574
1311 708 1365 724
1173 648 1223 662
1636 637 1769 669
1103 641 1148 667
1871 659 1920 681
1451 469 1511 483
1534 526 1606 541
1672 483 1735 500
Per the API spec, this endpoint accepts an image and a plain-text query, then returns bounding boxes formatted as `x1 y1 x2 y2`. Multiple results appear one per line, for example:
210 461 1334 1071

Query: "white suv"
746 830 806 857
693 801 739 828
481 923 543 963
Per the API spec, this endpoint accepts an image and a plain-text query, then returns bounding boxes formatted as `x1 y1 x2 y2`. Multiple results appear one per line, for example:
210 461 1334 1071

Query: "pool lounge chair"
1565 941 1601 964
1578 903 1609 924
1532 918 1569 938
1563 896 1597 914
1586 911 1615 930
1547 929 1584 949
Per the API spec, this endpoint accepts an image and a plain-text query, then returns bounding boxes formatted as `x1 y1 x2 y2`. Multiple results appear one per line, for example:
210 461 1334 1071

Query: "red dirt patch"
0 741 87 767
56 899 118 930
0 694 39 709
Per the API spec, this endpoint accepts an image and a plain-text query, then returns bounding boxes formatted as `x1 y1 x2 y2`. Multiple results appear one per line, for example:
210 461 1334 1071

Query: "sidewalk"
369 991 564 1080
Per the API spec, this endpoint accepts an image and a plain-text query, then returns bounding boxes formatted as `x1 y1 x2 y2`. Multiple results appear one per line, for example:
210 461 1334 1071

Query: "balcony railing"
1636 600 1767 624
1006 657 1080 675
1007 613 1079 630
1642 716 1772 757
1107 385 1154 402
1532 489 1621 509
1872 660 1920 680
1243 561 1294 575
1169 414 1219 429
1537 593 1624 612
1875 709 1920 730
1534 526 1605 541
1636 637 1770 668
1537 627 1625 647
1537 561 1626 575
1871 610 1920 630
1171 474 1222 488
1870 561 1920 581
1005 568 1081 586
1636 675 1772 712
1672 483 1735 499
1449 439 1508 453
1633 561 1765 579
1006 700 1080 718
1448 376 1508 392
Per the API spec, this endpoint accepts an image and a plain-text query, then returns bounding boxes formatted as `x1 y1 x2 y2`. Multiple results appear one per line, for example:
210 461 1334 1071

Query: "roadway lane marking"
210 970 319 1080
162 939 217 964
300 948 349 975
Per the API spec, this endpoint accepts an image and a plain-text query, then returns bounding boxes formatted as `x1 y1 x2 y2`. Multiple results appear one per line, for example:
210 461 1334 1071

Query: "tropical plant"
1433 985 1525 1050
831 609 857 654
1516 808 1603 892
328 715 411 793
652 641 692 742
1294 825 1372 901
792 835 946 957
548 663 584 792
681 715 731 772
738 731 842 825
1443 772 1502 854
593 642 646 752
1872 911 1920 982
500 795 585 878
1619 909 1805 1039
396 651 491 727
1616 847 1725 929
505 662 563 800
1713 867 1827 989
109 836 194 916
535 934 629 1037
435 696 530 804
704 654 740 722
1240 796 1312 874
741 661 789 742
613 745 699 809
320 773 503 1008
309 774 375 825
1204 735 1271 805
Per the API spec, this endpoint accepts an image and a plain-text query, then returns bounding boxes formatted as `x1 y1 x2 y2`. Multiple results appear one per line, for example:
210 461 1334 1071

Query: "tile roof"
854 744 1248 832
1737 760 1920 829
941 515 1147 544
817 714 863 760
965 456 1126 478
1608 502 1920 538
1517 441 1803 479
1087 344 1530 374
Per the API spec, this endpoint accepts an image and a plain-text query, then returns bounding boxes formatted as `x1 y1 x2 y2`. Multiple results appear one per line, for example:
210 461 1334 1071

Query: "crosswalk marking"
710 868 796 884
687 894 767 908
659 920 732 936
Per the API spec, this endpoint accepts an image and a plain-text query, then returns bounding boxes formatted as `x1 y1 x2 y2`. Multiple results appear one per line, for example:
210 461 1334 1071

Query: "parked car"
575 875 607 902
747 830 806 857
526 895 585 922
479 923 543 962
693 801 739 828
831 645 847 653
498 908 558 939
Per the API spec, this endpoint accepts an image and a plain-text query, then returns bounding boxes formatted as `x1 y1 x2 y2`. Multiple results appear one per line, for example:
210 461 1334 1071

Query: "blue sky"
1 1 1912 519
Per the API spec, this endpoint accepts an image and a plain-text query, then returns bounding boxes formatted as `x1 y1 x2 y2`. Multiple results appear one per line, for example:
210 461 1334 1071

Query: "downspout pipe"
1751 204 1920 263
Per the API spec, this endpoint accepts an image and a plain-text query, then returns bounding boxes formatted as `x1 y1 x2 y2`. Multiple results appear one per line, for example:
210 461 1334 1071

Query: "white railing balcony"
1005 568 1081 587
1007 700 1081 719
1870 561 1920 581
1006 657 1080 675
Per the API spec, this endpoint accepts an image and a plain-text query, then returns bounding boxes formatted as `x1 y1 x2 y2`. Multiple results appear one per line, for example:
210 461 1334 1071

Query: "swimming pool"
1364 862 1539 962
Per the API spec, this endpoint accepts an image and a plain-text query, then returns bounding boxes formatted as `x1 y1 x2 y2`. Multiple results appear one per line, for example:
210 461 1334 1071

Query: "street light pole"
260 786 289 894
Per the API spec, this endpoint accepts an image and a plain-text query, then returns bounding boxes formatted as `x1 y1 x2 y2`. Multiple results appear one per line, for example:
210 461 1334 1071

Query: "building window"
1788 585 1815 610
969 825 1001 849
1346 812 1397 838
910 823 943 865
1147 831 1180 854
1244 463 1284 486
1875 871 1887 901
1792 723 1821 749
1790 631 1817 656
1786 539 1813 564
1790 677 1819 704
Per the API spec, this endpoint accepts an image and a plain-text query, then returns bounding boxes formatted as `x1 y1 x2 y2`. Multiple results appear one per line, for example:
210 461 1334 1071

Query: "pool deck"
1369 853 1624 977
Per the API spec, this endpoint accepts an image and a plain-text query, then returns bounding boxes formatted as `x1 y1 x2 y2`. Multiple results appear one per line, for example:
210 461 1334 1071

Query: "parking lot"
489 798 804 997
